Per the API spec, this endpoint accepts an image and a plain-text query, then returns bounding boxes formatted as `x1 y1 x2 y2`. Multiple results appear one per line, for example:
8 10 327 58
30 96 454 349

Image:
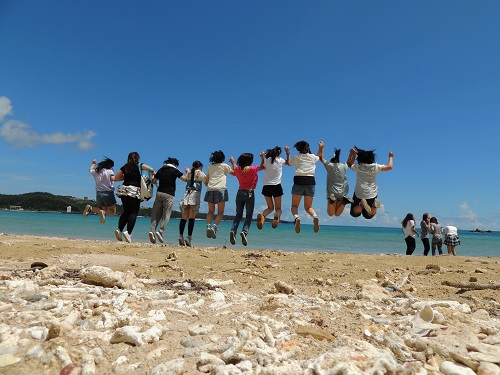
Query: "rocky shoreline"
0 234 499 374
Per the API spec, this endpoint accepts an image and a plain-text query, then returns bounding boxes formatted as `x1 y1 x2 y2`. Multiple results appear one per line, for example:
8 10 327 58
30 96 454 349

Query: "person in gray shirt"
420 213 431 256
430 217 443 255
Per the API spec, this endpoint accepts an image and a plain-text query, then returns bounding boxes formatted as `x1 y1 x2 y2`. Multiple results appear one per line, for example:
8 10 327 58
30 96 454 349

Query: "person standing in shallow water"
444 225 460 256
420 213 432 256
430 216 443 255
402 213 419 255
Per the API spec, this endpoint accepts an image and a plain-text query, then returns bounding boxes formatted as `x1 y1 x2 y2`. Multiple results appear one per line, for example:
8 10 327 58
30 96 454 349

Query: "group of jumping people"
83 140 394 247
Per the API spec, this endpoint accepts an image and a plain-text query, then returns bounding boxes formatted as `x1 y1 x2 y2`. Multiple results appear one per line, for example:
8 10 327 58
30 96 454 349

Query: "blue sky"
1 1 499 230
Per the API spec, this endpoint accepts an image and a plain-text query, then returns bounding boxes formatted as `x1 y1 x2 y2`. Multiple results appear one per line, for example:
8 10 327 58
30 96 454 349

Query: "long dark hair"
190 160 203 185
294 140 311 154
330 149 341 163
96 157 114 173
354 146 376 164
209 150 225 164
265 146 282 164
124 152 140 174
402 213 415 228
164 157 179 167
430 216 438 224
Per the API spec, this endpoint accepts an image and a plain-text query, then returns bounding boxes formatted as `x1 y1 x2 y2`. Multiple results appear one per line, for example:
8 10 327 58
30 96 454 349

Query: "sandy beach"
0 233 499 374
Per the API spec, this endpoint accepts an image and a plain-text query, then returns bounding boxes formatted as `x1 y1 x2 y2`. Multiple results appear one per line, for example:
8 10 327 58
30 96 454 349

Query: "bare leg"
353 203 363 215
214 202 225 226
274 196 282 216
327 200 335 217
303 196 316 217
291 195 302 217
206 203 215 225
263 196 274 217
334 202 346 216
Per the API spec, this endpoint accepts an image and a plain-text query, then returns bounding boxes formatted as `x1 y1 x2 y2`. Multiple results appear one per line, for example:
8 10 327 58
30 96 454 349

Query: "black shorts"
261 184 283 198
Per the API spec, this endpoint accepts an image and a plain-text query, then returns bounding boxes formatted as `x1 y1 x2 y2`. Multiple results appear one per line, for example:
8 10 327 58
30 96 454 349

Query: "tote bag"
139 164 153 201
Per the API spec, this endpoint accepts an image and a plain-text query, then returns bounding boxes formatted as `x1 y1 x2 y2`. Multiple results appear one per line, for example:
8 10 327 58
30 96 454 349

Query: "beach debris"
296 324 335 341
442 280 500 290
79 265 132 288
274 280 294 294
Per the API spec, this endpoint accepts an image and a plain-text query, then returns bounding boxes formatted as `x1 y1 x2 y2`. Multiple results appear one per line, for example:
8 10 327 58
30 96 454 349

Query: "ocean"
0 210 498 257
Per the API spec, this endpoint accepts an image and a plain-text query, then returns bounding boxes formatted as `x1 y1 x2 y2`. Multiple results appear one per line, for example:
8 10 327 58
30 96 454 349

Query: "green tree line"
0 192 237 220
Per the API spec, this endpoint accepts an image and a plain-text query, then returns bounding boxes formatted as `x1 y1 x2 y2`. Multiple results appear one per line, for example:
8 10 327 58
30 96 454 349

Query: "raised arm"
258 151 265 171
89 159 97 173
284 146 291 166
381 151 394 172
346 148 357 168
317 141 325 162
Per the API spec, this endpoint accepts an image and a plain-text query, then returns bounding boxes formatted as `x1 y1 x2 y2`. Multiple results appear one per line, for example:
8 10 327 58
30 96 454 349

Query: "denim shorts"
204 189 229 204
291 184 315 197
96 191 117 207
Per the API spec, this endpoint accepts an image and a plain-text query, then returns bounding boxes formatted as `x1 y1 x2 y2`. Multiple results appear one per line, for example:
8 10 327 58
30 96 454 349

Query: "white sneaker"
99 210 106 224
294 217 301 233
115 229 123 241
123 231 132 243
156 231 164 243
178 236 185 246
83 205 92 218
240 232 248 246
148 231 156 244
185 236 191 247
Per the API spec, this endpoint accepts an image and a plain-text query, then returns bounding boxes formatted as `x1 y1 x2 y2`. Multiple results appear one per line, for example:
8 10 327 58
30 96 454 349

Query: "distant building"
9 206 23 211
67 206 72 213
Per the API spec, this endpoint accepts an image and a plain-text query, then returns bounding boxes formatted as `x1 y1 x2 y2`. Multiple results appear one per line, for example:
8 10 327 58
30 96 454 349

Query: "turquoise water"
0 211 498 257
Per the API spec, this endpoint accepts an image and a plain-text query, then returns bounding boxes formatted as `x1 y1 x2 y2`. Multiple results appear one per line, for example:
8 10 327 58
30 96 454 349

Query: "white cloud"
458 201 482 228
0 96 13 121
0 96 96 150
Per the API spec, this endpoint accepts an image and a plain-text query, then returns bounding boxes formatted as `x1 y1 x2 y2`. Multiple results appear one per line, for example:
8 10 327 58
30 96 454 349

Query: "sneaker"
361 199 372 214
156 231 164 243
313 216 320 233
185 236 192 247
148 231 156 244
272 213 280 229
212 226 217 239
115 229 123 241
240 232 248 246
99 210 106 224
374 198 381 208
294 217 301 233
83 205 92 218
178 236 185 246
256 213 264 230
123 231 131 243
206 226 212 238
229 231 236 245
